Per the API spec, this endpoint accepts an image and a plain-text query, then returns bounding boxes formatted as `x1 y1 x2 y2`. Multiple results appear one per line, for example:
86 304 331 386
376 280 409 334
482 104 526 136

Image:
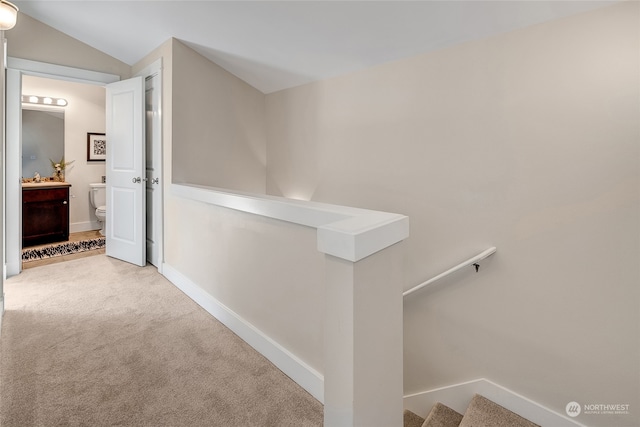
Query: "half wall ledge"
171 183 409 262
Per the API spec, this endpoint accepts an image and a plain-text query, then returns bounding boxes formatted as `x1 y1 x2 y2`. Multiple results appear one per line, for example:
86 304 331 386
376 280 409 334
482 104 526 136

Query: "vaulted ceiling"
13 1 618 93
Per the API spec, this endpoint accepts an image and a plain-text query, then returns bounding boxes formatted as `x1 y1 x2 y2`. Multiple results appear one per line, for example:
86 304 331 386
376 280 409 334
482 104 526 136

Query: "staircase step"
423 402 463 427
404 409 425 427
458 394 540 427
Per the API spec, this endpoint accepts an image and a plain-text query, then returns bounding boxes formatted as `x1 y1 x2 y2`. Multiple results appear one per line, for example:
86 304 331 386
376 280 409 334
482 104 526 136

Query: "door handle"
151 178 159 184
132 177 141 183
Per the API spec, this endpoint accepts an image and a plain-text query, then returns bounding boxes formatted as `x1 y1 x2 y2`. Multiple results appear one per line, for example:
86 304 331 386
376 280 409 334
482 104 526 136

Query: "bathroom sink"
22 181 71 188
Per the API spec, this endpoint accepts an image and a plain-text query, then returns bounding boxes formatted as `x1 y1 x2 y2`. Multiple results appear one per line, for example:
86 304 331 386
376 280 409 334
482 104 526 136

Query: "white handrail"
172 183 408 262
403 247 497 297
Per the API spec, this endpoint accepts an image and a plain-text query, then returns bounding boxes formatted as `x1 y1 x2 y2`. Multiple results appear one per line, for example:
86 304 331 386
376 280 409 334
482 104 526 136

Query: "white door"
105 77 146 266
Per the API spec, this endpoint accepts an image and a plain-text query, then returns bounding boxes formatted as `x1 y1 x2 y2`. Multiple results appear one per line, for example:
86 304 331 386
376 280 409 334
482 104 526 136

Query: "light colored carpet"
404 409 426 427
404 396 539 427
423 402 463 427
458 394 539 427
0 255 323 426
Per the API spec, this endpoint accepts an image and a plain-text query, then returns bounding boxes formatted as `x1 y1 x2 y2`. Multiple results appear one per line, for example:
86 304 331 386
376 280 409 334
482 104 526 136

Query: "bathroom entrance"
20 75 107 251
5 59 163 276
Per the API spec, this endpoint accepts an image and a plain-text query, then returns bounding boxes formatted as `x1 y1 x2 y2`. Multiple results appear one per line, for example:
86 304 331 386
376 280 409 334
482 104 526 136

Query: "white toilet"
89 183 107 236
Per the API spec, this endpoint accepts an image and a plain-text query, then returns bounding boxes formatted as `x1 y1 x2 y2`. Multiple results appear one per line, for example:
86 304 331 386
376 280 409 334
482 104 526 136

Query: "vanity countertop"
22 181 72 189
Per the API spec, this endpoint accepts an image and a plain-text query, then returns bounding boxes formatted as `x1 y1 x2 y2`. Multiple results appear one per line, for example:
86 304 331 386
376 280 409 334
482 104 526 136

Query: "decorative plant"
50 157 74 181
49 156 74 173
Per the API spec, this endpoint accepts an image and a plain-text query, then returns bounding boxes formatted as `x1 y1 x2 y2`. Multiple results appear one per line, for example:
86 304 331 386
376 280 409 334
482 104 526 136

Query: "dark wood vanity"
22 182 71 247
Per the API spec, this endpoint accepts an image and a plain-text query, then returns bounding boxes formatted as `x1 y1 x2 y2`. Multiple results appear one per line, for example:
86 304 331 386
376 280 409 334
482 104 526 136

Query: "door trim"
7 58 119 85
135 58 164 272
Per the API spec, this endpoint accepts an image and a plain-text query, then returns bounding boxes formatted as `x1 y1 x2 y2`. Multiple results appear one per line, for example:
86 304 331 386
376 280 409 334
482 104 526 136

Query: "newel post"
319 214 407 427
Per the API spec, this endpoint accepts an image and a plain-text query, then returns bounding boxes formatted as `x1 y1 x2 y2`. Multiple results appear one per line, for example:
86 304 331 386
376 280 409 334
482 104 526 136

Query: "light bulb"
0 1 18 31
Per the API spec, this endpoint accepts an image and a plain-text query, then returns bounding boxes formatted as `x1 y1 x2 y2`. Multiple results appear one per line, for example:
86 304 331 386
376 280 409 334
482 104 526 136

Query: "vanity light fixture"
22 95 68 107
0 0 18 31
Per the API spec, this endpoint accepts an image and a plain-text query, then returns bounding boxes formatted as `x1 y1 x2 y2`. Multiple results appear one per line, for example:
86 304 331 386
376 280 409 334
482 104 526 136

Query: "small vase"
54 170 64 182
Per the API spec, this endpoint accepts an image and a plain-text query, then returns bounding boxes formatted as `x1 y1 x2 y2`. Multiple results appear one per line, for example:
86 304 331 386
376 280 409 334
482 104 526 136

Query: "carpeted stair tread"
404 409 426 427
458 394 540 427
423 402 463 427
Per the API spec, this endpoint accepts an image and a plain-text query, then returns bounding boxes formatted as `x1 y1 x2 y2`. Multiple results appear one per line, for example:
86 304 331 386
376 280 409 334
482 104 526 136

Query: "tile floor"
22 230 105 270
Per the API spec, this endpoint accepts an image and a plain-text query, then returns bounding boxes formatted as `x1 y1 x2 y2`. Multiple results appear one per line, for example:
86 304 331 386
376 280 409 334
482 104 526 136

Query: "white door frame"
4 58 163 276
135 59 164 272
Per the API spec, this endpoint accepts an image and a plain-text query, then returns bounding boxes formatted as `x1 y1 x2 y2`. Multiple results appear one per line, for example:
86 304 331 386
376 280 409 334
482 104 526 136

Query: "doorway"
21 75 107 241
5 58 163 276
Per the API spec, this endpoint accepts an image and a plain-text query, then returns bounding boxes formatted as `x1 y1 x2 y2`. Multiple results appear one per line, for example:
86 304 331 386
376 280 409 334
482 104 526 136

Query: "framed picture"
87 132 106 162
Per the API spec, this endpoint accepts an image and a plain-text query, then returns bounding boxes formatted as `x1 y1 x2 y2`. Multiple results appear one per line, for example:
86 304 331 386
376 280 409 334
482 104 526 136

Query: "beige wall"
265 3 639 425
22 76 106 232
6 14 130 78
133 36 272 298
133 39 322 376
171 40 266 193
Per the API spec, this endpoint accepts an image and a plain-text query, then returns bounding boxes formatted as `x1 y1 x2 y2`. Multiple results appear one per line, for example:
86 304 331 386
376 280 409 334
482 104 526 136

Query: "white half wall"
165 183 407 426
163 192 327 387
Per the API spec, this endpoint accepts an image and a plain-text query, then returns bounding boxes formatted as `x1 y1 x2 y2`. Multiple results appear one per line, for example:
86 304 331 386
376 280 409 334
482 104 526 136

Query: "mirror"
22 107 65 179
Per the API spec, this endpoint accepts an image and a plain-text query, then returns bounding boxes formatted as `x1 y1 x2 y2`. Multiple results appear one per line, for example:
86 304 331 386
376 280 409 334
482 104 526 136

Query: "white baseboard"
6 259 19 278
404 378 585 427
161 262 325 403
70 221 101 233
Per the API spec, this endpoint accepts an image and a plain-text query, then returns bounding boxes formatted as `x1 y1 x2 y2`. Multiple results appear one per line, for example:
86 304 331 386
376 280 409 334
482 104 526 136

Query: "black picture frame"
87 132 106 162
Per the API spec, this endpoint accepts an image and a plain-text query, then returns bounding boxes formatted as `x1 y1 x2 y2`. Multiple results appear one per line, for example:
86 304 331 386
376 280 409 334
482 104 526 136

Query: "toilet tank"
89 183 106 208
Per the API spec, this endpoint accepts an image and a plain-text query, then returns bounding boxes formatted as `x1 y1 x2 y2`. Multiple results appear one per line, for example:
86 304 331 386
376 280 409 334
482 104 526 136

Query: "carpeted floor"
0 255 323 426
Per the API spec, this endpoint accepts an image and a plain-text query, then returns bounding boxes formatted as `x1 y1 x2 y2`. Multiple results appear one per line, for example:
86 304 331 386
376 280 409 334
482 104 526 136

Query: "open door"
105 77 146 266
